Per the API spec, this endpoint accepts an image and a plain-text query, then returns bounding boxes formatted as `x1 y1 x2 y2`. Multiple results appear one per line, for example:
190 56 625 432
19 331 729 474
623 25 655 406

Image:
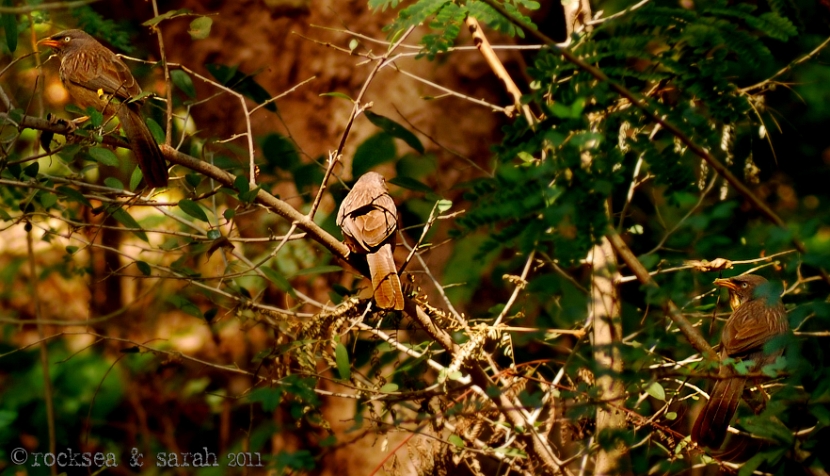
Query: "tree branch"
477 0 830 287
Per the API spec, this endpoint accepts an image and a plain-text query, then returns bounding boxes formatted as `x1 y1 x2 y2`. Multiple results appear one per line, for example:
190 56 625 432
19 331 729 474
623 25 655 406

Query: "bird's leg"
45 112 86 131
742 379 772 414
68 115 90 129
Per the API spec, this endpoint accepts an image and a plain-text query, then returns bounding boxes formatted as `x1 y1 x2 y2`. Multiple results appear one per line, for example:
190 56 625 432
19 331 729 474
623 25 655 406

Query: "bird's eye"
740 282 748 288
64 36 71 42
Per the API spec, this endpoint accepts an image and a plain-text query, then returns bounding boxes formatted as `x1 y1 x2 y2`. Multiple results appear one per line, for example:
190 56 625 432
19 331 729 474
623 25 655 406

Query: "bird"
336 172 404 310
691 274 789 449
39 29 168 187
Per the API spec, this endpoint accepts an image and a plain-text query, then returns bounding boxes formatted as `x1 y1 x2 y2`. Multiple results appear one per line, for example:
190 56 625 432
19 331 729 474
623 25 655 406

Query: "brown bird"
337 172 404 310
39 29 168 187
691 274 788 449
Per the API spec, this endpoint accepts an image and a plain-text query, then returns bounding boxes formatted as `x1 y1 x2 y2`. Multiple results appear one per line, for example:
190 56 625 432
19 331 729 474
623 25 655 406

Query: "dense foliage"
1 0 830 475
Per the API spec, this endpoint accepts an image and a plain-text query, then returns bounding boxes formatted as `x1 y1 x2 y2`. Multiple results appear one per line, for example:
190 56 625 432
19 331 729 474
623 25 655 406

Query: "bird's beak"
713 277 737 290
38 38 61 48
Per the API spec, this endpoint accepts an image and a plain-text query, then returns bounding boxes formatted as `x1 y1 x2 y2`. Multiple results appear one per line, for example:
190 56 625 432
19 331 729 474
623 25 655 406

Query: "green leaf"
319 92 354 102
168 295 202 318
352 132 397 178
364 111 424 154
261 266 296 297
448 434 465 448
293 265 343 277
335 343 351 381
205 63 276 112
142 8 192 27
145 118 165 144
179 199 209 222
65 104 85 115
135 261 151 276
379 383 399 393
128 91 154 103
89 109 104 127
261 133 301 171
238 186 261 204
88 147 119 166
188 16 212 40
110 207 148 242
103 177 124 190
129 166 143 191
645 382 666 401
171 70 196 98
56 186 91 207
2 0 17 53
248 387 283 412
550 98 585 119
436 199 452 213
233 174 250 194
23 162 39 178
40 192 57 209
389 176 432 194
185 173 202 188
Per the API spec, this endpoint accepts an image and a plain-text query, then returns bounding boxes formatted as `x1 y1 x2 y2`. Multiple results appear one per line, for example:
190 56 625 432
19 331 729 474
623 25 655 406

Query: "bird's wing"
721 299 786 357
338 188 397 250
353 206 396 248
64 48 141 100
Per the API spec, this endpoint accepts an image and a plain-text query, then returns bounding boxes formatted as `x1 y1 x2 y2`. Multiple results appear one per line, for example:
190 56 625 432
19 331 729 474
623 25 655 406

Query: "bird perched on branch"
39 29 168 187
691 274 788 449
337 172 404 310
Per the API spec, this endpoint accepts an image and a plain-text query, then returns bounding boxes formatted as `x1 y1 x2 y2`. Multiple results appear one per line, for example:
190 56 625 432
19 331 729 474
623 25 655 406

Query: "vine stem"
478 0 830 287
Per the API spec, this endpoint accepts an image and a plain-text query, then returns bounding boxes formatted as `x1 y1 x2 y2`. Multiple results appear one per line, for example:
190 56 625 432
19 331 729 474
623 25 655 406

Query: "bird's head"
354 171 388 191
714 274 772 310
38 29 95 56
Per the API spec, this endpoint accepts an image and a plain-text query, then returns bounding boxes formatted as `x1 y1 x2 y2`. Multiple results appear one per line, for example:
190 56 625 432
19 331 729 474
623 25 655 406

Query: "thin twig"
150 0 173 146
466 16 535 125
617 249 797 283
742 35 830 92
479 0 830 287
248 75 316 115
307 26 417 222
493 251 535 327
27 224 57 476
643 173 718 256
617 153 643 231
607 226 717 360
586 0 651 25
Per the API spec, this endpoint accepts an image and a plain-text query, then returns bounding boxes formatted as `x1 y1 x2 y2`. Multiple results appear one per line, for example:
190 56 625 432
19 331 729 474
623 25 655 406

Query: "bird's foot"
68 116 90 130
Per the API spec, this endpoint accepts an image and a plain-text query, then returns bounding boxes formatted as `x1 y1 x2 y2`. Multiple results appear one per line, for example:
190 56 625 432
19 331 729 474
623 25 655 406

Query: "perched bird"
39 29 168 187
337 172 404 310
691 274 788 449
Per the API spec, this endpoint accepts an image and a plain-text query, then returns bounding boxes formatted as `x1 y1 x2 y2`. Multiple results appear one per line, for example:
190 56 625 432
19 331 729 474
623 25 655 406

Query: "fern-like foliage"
445 0 799 265
380 0 540 59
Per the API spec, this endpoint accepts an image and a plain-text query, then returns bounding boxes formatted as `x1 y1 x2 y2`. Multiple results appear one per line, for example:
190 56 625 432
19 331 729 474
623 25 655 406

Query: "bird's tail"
691 376 745 449
367 243 404 310
118 104 168 187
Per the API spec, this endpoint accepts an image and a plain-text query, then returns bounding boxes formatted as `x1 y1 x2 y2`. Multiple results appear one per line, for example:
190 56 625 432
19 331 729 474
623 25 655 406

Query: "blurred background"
2 0 830 474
